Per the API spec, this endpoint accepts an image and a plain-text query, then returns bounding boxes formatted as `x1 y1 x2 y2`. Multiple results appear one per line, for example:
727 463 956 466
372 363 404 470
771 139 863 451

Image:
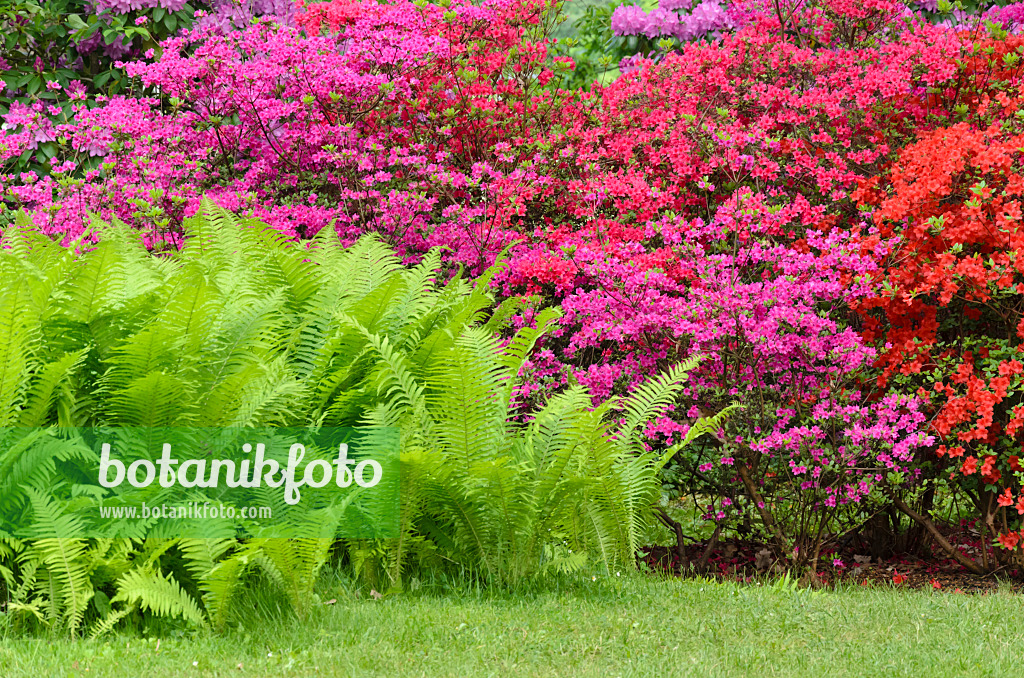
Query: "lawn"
3 574 1020 677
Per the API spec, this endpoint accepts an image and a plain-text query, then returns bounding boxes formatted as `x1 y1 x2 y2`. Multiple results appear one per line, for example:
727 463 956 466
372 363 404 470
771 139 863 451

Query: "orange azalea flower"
999 359 1024 376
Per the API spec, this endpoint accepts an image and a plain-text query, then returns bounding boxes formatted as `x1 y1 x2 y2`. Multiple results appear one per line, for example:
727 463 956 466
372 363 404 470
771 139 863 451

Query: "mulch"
640 522 1023 593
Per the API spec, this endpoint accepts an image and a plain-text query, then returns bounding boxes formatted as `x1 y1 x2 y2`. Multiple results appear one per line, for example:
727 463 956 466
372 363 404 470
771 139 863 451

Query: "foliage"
11 0 1024 570
377 343 700 585
0 201 698 634
0 0 193 177
554 0 656 88
0 0 979 567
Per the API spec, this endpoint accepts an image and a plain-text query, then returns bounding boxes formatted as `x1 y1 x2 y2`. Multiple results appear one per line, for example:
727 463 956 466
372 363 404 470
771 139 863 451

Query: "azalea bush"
0 0 297 177
853 39 1024 571
0 0 574 269
494 6 965 572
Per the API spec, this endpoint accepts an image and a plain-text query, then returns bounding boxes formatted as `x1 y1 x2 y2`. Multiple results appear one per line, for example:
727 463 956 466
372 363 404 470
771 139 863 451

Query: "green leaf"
65 14 88 30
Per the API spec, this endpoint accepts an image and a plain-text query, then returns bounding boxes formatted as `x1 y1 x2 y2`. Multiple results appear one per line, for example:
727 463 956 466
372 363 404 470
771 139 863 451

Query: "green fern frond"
619 355 703 446
86 604 135 639
497 306 561 403
105 371 196 427
17 350 89 428
20 490 93 634
0 277 35 426
426 327 509 467
56 240 124 325
199 548 252 632
112 567 206 628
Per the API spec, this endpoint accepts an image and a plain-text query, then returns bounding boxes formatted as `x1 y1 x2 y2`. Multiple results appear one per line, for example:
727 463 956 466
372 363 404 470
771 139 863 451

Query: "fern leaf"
112 568 206 628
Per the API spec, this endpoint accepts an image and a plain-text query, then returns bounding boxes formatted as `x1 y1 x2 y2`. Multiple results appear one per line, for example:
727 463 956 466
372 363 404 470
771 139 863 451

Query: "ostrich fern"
0 201 713 635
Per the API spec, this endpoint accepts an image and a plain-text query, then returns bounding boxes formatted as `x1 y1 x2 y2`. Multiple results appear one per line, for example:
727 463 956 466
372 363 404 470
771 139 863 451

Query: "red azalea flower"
999 360 1023 376
998 487 1015 507
980 455 999 482
962 456 979 475
997 531 1020 550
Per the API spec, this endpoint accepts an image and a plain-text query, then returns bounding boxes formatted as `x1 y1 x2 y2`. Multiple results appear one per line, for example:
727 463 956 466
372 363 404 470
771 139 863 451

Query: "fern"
21 490 93 635
0 202 712 632
16 350 89 428
0 277 35 426
111 567 206 628
618 355 703 449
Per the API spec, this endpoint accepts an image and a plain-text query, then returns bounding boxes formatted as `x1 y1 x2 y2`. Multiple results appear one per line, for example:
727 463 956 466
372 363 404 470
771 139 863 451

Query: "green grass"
2 574 1022 677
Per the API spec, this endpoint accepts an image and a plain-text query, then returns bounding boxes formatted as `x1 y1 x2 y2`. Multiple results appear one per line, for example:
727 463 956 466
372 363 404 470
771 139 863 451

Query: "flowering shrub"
503 4 1024 571
1 0 573 265
499 20 959 568
609 0 917 48
853 42 1024 569
611 0 735 42
0 0 295 176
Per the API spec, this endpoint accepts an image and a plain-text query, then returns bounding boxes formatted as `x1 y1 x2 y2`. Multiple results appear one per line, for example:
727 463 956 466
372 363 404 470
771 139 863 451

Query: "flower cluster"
1 0 571 259
611 0 735 41
91 0 189 13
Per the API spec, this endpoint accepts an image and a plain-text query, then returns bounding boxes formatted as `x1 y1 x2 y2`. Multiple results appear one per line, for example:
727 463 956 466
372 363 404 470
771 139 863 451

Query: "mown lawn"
2 573 1020 677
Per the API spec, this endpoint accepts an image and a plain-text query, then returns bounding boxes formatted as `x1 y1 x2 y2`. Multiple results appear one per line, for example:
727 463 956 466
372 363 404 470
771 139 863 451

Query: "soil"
640 521 1024 593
